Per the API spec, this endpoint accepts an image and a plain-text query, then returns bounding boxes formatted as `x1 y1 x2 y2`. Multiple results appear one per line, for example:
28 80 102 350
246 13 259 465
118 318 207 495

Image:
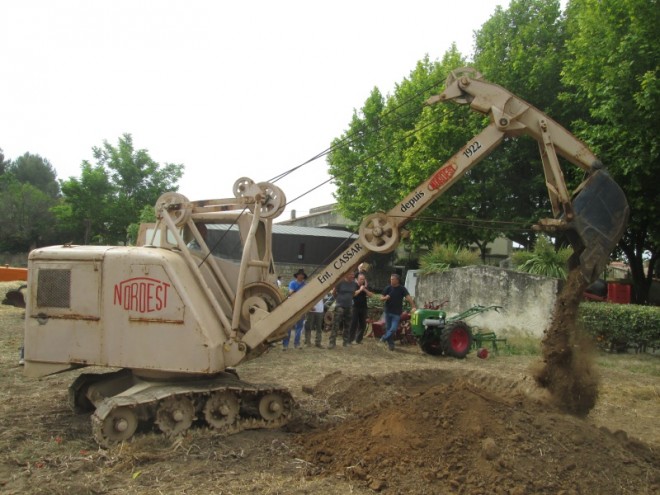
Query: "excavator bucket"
566 169 629 284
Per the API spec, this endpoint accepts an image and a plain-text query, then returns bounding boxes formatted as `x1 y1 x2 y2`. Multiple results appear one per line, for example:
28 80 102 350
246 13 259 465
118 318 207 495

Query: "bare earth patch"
0 281 658 494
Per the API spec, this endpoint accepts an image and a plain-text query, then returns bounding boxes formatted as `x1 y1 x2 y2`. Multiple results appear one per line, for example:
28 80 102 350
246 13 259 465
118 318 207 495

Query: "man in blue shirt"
380 274 416 350
283 269 307 350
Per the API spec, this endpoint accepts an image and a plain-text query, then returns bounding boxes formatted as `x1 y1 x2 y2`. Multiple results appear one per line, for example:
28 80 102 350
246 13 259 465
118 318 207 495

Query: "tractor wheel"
441 321 473 359
419 329 443 355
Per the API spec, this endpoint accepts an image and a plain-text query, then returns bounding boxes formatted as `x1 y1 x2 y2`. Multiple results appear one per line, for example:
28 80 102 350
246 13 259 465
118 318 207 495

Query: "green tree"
329 49 501 258
329 0 571 262
56 134 184 245
56 163 113 244
93 134 184 244
8 152 60 197
472 0 572 249
0 148 9 175
0 178 58 251
0 152 60 251
561 0 660 303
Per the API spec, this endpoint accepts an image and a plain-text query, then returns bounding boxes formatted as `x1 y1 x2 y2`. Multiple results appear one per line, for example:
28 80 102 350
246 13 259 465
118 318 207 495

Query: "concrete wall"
414 265 562 337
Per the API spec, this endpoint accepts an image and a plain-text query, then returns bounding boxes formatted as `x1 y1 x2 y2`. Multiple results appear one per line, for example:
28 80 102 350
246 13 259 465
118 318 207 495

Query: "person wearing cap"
282 269 307 350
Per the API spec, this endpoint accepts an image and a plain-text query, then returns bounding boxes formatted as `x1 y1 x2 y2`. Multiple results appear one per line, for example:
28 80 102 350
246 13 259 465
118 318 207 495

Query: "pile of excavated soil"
297 369 659 494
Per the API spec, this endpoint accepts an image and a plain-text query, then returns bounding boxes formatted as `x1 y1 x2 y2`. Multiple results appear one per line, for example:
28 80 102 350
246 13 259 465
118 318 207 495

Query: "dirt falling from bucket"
534 268 599 416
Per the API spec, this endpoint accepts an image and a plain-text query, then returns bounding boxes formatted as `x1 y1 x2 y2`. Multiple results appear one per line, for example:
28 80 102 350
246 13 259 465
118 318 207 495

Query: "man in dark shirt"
380 273 416 350
350 272 374 343
329 272 359 348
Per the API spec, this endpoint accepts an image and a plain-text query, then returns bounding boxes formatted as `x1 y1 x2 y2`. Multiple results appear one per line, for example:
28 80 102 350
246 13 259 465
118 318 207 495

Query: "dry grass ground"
0 281 658 494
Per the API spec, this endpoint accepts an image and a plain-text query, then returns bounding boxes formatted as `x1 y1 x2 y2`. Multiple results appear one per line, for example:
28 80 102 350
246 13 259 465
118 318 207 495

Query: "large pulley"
359 213 399 253
232 177 286 219
240 282 283 327
155 192 192 227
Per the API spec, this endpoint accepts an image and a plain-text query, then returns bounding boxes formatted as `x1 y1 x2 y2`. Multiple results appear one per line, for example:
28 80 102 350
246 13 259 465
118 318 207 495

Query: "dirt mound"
298 370 659 494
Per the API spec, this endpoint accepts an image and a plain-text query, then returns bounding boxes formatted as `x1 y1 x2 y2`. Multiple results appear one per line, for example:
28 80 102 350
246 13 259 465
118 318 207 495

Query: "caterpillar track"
68 369 294 448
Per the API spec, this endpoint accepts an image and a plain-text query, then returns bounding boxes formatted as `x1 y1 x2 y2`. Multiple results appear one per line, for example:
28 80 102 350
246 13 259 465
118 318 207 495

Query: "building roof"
208 223 356 239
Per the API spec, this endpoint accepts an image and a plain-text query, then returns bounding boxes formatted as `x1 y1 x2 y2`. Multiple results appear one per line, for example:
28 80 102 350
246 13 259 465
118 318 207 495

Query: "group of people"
281 264 415 351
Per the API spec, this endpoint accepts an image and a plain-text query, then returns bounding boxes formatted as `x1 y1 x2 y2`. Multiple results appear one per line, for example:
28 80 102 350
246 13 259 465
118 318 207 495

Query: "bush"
419 243 479 274
579 302 660 351
511 236 572 279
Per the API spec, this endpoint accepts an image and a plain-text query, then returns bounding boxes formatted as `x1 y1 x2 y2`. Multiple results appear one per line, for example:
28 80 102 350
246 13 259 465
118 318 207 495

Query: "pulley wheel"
359 213 399 253
255 182 286 219
155 192 191 227
241 283 283 325
233 177 255 198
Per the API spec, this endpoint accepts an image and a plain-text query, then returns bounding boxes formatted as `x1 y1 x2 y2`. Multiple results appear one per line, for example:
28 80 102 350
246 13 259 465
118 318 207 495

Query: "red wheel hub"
450 328 470 353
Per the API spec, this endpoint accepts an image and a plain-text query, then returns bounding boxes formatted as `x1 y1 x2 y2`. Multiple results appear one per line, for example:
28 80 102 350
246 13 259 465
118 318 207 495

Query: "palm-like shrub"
511 236 572 279
419 243 480 274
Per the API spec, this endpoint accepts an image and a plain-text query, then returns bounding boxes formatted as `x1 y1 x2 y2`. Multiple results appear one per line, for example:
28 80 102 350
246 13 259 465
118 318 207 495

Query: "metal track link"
88 372 294 447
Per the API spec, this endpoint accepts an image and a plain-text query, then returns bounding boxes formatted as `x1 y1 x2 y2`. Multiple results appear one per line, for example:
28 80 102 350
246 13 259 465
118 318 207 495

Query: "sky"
1 0 512 221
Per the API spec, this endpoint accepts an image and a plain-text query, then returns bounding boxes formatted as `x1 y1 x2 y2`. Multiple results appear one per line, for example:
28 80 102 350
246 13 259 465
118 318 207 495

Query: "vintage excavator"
23 68 629 446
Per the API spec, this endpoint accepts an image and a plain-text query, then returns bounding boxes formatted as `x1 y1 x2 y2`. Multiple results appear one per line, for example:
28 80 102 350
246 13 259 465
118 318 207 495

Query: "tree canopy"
328 1 570 260
8 153 60 198
561 0 660 303
56 134 184 245
327 0 659 303
0 152 61 251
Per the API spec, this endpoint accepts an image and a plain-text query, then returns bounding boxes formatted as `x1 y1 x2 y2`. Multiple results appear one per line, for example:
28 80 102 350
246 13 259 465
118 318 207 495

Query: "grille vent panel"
37 269 71 308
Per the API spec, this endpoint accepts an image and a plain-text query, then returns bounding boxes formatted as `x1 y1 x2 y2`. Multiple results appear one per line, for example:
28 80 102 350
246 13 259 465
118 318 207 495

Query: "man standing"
282 269 307 350
380 274 416 350
350 272 374 344
304 297 325 348
329 271 359 349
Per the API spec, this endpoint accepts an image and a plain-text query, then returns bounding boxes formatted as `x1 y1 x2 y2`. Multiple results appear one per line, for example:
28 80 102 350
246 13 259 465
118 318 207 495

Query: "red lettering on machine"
113 277 170 313
428 163 457 191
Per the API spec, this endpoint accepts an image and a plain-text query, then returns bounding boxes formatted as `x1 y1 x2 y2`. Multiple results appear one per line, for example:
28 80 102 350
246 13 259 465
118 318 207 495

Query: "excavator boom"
432 68 629 283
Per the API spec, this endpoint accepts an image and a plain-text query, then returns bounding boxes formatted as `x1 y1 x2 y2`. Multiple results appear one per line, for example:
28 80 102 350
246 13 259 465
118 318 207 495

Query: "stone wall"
414 265 562 337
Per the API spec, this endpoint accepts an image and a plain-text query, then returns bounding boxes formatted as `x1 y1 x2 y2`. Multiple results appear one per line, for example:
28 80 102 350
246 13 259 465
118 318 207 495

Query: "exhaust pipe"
566 169 629 284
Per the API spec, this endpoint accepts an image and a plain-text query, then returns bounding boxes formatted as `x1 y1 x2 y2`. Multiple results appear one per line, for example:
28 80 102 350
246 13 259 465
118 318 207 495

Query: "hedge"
579 302 660 351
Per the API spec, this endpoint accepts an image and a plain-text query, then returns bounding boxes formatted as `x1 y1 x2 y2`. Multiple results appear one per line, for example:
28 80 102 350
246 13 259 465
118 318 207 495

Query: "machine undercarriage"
69 369 294 447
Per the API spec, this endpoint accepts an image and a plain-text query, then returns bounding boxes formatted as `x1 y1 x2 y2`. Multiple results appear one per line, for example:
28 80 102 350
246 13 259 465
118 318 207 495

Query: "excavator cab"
566 168 629 283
